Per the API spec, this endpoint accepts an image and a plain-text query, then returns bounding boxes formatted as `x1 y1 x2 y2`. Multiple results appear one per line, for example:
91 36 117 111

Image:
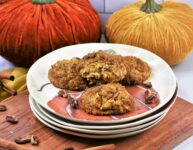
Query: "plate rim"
29 86 177 130
27 43 177 124
29 97 166 139
30 96 166 135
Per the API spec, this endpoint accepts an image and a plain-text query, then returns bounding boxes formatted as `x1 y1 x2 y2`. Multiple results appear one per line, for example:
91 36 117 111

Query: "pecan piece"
58 90 68 98
0 105 7 112
64 146 74 150
145 89 156 104
31 135 39 146
68 95 79 109
6 115 18 124
15 136 31 144
142 82 152 88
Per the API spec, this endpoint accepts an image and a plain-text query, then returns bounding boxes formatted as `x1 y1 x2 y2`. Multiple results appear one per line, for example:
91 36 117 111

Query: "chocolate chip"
6 115 18 124
0 105 7 112
15 136 31 144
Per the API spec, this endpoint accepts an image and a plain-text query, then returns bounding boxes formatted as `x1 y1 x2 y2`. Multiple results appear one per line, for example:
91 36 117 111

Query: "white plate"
30 96 166 135
30 88 177 130
30 97 166 139
27 43 176 124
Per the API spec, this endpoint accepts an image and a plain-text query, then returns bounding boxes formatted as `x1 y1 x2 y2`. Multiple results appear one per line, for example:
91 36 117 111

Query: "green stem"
32 0 55 4
140 0 161 13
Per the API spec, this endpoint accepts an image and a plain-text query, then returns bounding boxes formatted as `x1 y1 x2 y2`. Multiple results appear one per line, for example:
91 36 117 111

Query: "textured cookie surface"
81 83 134 115
123 56 151 85
48 58 87 90
79 51 127 85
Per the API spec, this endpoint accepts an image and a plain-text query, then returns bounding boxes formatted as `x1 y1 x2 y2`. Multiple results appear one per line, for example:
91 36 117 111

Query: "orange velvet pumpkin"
0 0 101 67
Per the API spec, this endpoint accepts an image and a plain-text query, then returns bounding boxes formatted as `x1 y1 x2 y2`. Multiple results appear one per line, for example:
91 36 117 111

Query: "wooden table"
1 92 193 150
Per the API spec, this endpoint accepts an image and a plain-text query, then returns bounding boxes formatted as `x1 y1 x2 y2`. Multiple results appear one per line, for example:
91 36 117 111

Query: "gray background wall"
89 0 193 33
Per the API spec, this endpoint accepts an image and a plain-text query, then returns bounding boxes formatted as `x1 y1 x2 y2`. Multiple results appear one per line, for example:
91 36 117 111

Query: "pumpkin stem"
32 0 55 4
140 0 161 13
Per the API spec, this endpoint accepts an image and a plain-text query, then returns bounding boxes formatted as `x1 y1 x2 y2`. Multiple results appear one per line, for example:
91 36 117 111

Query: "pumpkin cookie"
80 83 134 115
123 56 151 85
78 51 127 85
48 58 87 90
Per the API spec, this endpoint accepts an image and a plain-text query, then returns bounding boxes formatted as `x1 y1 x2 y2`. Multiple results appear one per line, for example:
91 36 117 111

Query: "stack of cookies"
48 51 151 116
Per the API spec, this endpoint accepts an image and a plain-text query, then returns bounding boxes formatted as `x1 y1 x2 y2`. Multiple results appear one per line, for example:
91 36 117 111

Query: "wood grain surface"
1 92 193 150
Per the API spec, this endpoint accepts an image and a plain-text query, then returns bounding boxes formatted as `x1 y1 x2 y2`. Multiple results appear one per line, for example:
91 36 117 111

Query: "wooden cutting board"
1 92 193 150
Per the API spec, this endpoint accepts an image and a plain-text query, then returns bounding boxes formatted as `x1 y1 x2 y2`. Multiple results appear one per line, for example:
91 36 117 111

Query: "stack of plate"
27 43 177 139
